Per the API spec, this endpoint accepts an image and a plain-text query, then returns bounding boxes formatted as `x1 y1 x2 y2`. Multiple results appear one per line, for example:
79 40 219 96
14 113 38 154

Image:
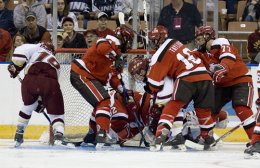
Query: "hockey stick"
210 113 257 147
185 114 257 150
17 75 54 145
117 73 149 147
142 0 150 58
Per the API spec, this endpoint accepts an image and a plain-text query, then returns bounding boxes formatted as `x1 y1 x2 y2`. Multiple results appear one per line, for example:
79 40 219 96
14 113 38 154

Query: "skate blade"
95 143 121 150
244 153 260 159
163 144 187 152
184 140 204 151
54 140 76 149
80 142 96 147
149 144 162 152
14 141 23 148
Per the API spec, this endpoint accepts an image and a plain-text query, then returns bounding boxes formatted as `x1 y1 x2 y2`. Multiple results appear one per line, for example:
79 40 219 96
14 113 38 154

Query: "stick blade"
118 12 125 25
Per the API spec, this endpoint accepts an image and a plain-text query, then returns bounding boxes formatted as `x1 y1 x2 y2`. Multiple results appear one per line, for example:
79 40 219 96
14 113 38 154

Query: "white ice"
0 140 259 168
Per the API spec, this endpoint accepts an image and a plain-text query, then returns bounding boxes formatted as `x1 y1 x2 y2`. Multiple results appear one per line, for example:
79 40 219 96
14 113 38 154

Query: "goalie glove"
7 62 26 78
212 63 229 83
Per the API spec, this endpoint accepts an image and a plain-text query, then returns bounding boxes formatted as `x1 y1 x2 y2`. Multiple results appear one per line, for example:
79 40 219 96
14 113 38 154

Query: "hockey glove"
7 62 25 78
114 57 124 73
35 101 45 113
212 63 229 83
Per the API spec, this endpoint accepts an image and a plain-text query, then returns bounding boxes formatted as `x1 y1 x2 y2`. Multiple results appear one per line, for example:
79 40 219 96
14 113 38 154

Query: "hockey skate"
80 130 97 147
185 134 216 151
95 129 119 150
163 133 187 151
195 135 216 150
14 126 24 148
244 142 260 159
150 128 169 152
54 132 75 149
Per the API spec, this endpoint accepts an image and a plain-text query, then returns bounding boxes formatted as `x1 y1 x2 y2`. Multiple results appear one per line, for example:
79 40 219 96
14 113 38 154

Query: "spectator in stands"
13 0 47 30
0 0 17 37
13 33 26 49
92 0 117 18
242 0 260 21
0 28 12 62
114 0 132 19
83 29 98 48
18 11 51 44
47 0 79 30
61 16 87 48
94 12 115 38
38 0 52 14
57 32 64 48
226 0 237 14
114 0 159 21
128 16 145 49
67 0 91 29
249 9 260 63
157 0 202 50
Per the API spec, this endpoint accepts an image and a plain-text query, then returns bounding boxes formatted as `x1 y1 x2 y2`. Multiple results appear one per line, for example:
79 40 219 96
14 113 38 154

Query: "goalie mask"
128 56 149 82
148 25 168 49
195 26 215 52
114 26 134 53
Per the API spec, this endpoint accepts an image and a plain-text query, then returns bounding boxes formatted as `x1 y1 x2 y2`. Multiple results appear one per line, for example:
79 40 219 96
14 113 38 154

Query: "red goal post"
54 48 155 141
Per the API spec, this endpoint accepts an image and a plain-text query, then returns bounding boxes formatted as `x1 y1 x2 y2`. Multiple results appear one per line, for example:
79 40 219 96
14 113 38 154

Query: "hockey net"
53 48 153 142
38 48 195 144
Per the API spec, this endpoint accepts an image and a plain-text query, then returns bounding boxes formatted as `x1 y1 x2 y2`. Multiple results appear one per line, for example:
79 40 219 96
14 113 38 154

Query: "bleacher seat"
87 20 117 30
227 21 258 62
236 0 247 21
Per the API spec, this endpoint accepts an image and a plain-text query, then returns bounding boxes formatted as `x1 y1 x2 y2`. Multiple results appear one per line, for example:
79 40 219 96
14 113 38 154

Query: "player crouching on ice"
81 58 185 150
7 42 67 148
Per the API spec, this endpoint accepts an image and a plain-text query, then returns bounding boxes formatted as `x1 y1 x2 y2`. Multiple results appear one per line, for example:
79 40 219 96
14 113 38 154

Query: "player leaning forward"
7 42 65 147
193 26 256 141
70 26 134 144
145 26 216 150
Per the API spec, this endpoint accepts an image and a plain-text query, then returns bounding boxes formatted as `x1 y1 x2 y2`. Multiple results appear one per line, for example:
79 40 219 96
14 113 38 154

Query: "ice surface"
0 140 259 168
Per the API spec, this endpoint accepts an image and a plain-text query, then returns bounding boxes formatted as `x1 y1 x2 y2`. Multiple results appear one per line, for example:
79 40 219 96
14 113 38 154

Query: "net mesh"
55 49 194 141
55 49 146 140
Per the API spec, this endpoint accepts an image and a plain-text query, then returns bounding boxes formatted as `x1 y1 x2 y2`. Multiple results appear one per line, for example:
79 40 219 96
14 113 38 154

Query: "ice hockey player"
193 26 256 141
244 64 260 158
128 56 187 151
7 42 66 147
70 26 134 145
145 25 216 151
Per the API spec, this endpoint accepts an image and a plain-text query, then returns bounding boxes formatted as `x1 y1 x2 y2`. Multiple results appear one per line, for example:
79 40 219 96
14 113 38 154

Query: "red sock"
234 106 255 139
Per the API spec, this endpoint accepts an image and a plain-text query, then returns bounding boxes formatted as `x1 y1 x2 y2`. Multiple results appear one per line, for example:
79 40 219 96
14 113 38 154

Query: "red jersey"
209 38 252 87
0 28 12 61
71 37 121 88
147 39 211 93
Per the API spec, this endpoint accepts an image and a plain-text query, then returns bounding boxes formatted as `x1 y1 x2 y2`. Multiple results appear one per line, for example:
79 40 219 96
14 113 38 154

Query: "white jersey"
12 43 60 77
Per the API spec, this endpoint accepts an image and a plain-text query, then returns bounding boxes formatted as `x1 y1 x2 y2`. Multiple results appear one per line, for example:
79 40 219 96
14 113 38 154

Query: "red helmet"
40 41 55 54
114 26 134 44
148 25 168 47
195 26 215 39
128 56 149 82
